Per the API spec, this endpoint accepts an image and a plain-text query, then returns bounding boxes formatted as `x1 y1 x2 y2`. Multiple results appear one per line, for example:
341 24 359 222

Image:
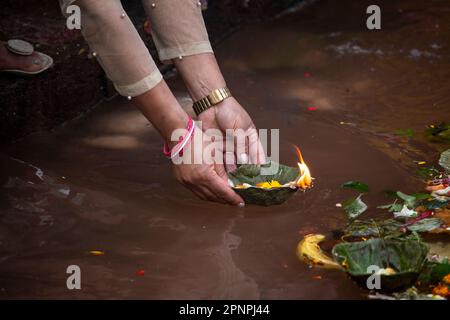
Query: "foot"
0 42 49 73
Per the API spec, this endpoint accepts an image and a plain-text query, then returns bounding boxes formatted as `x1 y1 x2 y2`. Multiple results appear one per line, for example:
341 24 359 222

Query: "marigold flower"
443 274 450 284
432 284 450 297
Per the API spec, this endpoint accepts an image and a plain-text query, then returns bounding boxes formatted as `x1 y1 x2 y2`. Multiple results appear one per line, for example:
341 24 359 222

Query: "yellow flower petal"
90 250 105 256
256 180 283 188
271 180 282 187
256 182 271 188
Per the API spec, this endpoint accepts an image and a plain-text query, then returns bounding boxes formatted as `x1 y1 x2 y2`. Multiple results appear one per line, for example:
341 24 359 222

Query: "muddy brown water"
1 0 449 299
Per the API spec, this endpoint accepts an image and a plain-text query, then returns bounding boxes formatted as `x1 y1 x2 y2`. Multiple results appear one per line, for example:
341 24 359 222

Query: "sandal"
1 39 54 75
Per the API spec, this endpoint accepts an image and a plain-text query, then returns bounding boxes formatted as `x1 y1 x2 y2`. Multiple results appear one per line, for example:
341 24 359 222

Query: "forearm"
173 53 226 101
132 81 189 144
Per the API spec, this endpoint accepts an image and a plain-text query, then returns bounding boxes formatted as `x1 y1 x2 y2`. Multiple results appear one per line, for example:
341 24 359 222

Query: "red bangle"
163 117 195 159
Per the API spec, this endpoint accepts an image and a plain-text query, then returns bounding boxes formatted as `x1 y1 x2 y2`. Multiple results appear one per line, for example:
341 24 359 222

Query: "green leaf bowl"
227 162 301 206
332 238 429 292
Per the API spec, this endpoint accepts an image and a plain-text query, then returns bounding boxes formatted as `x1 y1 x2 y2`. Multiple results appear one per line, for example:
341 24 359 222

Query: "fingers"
235 128 249 166
191 177 242 206
235 127 266 165
208 173 244 206
190 188 208 201
214 162 228 181
224 151 237 172
197 186 227 204
187 180 226 204
178 167 243 205
257 140 267 164
223 129 237 172
196 168 243 205
248 128 266 165
247 127 260 165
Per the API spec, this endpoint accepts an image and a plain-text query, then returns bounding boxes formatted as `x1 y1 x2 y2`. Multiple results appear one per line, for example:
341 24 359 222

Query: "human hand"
172 52 266 171
171 125 245 205
198 97 266 172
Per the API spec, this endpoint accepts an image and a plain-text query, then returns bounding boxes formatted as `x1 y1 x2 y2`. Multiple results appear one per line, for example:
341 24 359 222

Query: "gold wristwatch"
192 87 232 116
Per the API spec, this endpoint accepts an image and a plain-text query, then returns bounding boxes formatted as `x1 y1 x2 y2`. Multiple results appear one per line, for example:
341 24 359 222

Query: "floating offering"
296 234 340 269
295 147 450 298
228 146 313 206
332 238 429 292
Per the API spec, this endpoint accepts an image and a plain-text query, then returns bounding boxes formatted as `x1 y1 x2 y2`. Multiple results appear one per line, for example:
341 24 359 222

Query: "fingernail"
238 202 245 207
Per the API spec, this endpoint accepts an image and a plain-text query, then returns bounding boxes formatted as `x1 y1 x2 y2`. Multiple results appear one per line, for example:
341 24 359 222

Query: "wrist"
160 110 190 146
173 53 226 101
131 81 190 146
197 96 235 118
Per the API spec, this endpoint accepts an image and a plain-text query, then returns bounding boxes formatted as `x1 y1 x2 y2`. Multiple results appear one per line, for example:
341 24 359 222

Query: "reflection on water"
0 0 449 299
83 135 141 150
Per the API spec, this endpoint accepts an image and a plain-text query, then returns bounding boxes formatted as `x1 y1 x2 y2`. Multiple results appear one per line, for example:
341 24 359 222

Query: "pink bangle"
163 117 195 159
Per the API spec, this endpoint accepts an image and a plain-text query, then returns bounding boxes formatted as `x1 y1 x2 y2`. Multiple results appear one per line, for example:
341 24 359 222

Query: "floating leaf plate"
332 238 429 292
228 162 300 206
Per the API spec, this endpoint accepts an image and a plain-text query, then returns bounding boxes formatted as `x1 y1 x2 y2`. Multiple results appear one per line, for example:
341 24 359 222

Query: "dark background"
0 0 301 143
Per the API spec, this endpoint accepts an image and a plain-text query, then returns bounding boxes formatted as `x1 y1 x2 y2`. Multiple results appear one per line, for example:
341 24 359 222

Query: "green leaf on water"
381 191 429 210
425 122 450 143
419 258 450 286
423 199 450 210
396 191 417 208
411 193 432 201
377 202 403 213
343 194 368 220
406 218 443 232
393 205 417 219
394 128 415 137
332 238 429 292
343 219 403 238
341 181 369 193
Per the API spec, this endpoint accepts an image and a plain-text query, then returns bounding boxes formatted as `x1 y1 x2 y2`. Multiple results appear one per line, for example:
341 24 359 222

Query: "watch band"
192 87 232 116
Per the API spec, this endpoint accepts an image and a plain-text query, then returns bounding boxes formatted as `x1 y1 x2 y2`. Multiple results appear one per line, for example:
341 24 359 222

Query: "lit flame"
294 145 313 189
